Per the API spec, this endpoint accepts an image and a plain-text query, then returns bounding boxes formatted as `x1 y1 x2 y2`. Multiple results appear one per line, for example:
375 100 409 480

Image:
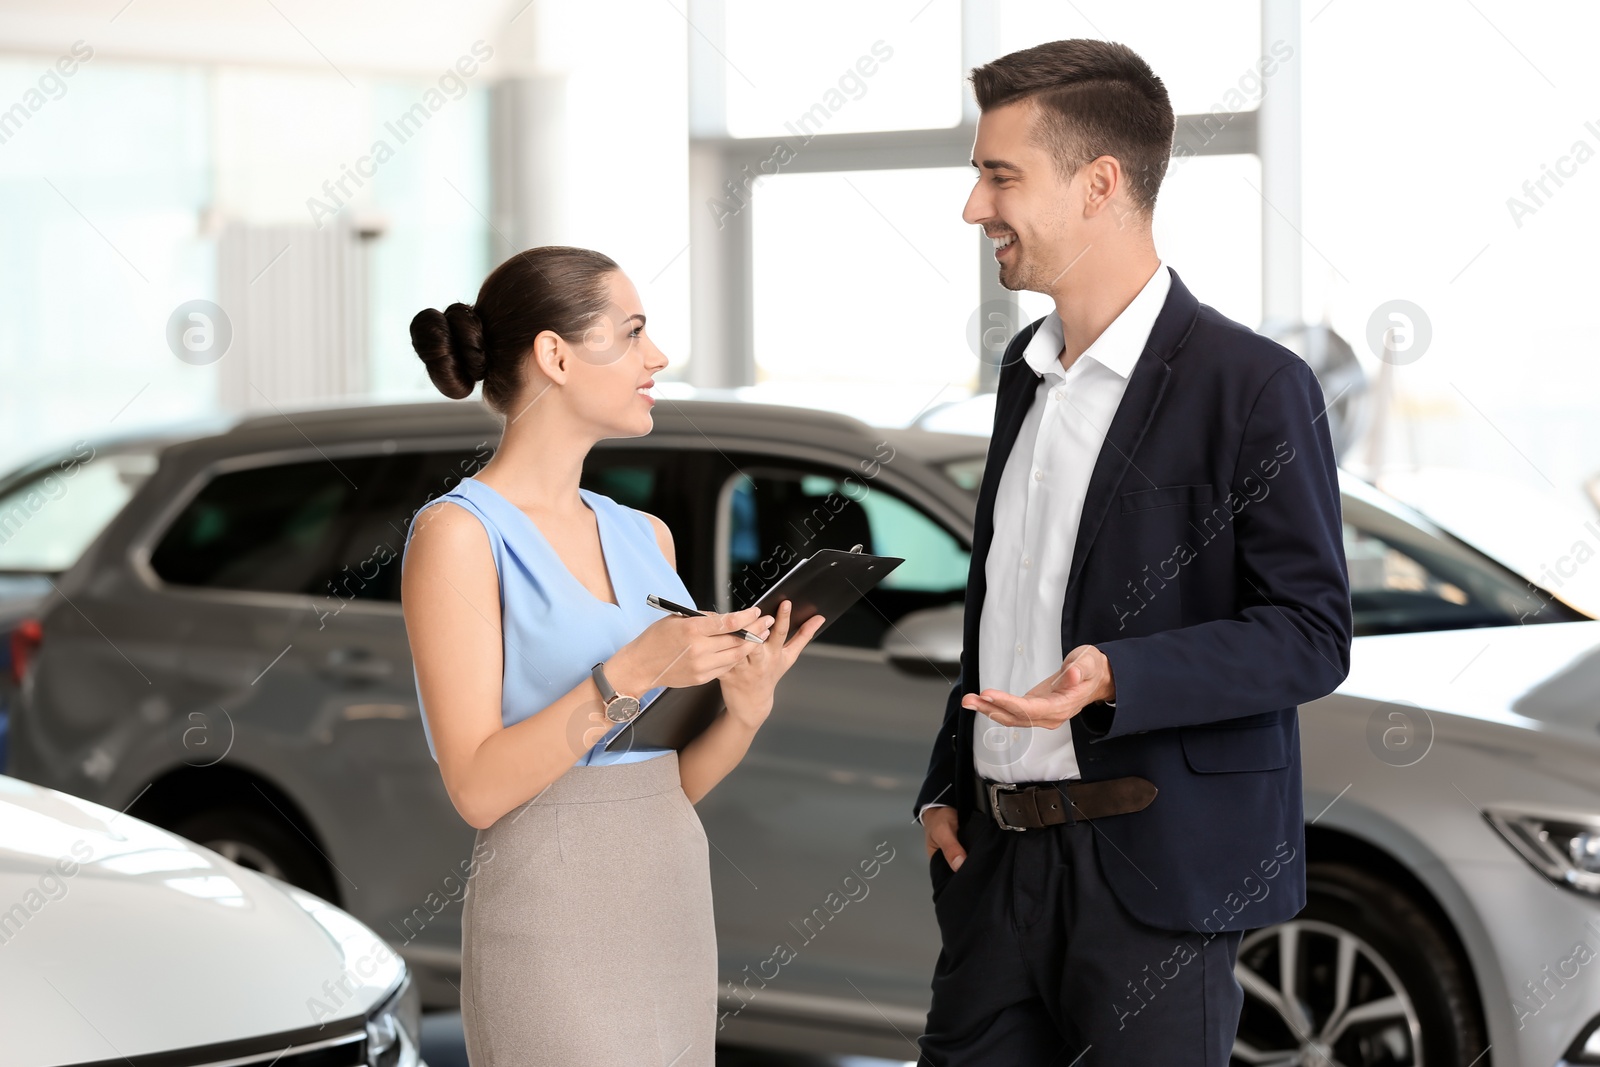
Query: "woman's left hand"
719 600 827 729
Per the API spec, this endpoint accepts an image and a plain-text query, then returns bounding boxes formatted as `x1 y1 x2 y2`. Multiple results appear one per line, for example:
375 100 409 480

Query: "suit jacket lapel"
963 320 1045 694
972 352 1040 565
1062 267 1200 621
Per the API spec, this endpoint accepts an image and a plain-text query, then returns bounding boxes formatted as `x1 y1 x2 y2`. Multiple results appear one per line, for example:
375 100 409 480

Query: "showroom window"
688 0 1275 414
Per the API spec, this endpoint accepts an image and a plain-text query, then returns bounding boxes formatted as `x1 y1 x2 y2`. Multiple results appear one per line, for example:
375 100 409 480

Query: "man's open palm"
961 644 1113 729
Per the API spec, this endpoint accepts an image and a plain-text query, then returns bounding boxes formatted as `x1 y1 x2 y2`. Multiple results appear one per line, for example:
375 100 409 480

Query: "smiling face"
529 270 667 439
962 97 1127 297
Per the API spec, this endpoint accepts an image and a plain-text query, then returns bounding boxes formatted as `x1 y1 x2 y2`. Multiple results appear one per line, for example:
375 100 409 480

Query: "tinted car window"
321 447 494 606
583 447 702 578
311 445 689 607
583 464 656 511
721 465 969 648
150 456 385 594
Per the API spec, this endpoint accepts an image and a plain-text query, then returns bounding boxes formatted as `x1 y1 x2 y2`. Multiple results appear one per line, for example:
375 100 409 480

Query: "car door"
695 453 969 1024
136 448 412 902
284 443 497 974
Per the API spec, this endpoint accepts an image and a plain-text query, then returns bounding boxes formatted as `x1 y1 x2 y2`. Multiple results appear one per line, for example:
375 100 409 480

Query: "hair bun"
413 246 619 414
409 302 486 400
443 303 486 381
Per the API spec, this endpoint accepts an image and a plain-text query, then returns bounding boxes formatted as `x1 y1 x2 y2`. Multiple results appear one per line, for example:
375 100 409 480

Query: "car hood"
0 776 400 1066
1341 620 1600 734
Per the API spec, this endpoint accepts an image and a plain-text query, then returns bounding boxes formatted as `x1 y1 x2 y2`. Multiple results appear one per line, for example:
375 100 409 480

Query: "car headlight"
1485 809 1600 897
366 973 422 1067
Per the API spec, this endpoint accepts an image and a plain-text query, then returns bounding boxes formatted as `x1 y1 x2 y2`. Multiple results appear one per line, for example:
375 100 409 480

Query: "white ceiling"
0 0 546 77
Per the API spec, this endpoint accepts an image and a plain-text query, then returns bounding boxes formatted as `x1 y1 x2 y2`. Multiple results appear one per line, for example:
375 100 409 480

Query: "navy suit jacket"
914 267 1353 934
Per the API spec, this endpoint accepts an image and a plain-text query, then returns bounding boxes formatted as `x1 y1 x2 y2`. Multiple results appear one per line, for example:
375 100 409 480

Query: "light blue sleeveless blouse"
404 477 689 766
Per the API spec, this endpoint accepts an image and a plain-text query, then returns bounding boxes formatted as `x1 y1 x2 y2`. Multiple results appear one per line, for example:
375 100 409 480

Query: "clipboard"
604 546 904 753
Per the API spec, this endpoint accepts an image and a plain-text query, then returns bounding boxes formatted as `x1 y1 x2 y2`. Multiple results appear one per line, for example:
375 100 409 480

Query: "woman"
401 245 824 1066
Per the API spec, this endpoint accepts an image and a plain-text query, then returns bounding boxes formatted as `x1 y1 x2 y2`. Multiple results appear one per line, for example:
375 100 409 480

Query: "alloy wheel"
1231 919 1422 1067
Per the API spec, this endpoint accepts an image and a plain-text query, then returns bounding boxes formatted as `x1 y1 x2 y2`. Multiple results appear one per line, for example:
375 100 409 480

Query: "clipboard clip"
849 544 864 553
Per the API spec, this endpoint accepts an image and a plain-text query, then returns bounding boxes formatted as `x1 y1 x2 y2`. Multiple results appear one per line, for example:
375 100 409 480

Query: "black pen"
646 593 767 644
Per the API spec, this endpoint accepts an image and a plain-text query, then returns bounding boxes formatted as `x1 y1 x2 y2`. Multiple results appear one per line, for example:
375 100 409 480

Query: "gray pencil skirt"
459 750 717 1066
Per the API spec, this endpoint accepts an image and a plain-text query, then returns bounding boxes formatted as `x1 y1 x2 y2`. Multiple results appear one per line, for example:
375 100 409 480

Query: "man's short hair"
970 40 1175 219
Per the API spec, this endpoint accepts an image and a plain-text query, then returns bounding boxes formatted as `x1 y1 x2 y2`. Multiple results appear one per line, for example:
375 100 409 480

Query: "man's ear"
1081 155 1124 219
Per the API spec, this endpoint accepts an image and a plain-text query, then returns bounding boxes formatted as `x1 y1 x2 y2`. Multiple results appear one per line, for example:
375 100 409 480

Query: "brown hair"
970 40 1174 218
410 246 619 413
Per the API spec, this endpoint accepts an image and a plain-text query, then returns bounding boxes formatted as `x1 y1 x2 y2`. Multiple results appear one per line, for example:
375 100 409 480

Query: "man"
915 39 1353 1066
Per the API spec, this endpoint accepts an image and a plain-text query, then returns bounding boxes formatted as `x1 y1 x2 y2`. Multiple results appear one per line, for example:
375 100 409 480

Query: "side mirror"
881 603 963 678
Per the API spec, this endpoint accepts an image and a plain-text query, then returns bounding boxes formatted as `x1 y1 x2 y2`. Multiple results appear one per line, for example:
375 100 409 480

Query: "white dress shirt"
920 263 1170 822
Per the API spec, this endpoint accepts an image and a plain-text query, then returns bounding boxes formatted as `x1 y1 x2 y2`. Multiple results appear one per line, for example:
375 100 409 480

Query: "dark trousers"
919 799 1244 1066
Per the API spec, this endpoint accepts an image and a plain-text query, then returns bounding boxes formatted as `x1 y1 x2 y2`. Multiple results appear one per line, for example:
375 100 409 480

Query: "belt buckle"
987 781 1027 831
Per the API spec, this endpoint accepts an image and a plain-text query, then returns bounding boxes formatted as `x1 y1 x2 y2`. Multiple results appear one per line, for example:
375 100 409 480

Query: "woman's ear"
530 329 569 385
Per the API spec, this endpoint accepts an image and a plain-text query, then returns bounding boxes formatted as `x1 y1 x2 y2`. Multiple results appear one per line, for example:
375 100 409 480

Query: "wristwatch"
591 661 642 724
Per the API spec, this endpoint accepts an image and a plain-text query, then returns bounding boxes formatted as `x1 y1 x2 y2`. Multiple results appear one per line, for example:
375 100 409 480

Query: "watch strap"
591 661 619 702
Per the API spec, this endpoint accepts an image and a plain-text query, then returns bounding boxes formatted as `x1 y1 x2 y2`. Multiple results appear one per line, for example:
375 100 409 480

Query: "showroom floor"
420 1012 916 1066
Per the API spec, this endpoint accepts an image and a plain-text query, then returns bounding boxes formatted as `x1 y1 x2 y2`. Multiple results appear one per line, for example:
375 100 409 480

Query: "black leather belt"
974 772 1157 831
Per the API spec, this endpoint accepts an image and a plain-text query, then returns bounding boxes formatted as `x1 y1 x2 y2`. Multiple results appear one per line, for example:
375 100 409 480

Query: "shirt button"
1033 469 1044 482
1016 643 1024 655
1022 556 1031 568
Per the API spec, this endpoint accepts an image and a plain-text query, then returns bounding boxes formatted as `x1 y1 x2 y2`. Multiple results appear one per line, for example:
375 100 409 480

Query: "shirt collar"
1021 262 1171 382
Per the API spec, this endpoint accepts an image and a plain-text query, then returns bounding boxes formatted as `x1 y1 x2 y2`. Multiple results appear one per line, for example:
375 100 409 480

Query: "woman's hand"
719 600 827 729
605 605 767 695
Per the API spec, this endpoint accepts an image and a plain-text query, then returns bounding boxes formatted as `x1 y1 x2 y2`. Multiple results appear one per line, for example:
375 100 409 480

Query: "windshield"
0 448 158 573
933 455 1587 635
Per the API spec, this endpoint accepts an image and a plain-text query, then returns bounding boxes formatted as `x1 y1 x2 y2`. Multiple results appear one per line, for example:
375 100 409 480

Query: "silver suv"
9 397 1600 1067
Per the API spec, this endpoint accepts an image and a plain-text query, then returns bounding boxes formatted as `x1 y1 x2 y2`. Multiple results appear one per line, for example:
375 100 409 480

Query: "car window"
1343 505 1575 635
720 465 970 648
306 444 691 608
939 456 986 493
582 463 655 511
319 448 494 605
582 447 704 586
149 456 385 595
0 449 157 573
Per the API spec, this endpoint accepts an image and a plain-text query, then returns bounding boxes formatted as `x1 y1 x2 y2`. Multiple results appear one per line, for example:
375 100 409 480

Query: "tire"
168 806 339 903
1231 862 1486 1067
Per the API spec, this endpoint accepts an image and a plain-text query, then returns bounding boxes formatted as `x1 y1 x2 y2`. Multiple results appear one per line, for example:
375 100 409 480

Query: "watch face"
605 696 642 723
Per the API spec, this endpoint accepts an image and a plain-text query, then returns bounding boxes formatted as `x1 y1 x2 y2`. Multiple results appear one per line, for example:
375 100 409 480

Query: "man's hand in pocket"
922 805 967 870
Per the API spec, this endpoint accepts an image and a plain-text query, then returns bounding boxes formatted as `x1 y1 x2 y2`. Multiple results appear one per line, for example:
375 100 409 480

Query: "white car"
0 774 422 1067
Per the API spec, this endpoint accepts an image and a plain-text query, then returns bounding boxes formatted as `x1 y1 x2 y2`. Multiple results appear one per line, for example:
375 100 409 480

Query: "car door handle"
322 647 393 682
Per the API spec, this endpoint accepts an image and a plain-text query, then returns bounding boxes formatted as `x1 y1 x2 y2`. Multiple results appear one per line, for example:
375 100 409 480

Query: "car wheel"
169 806 338 902
1231 862 1485 1067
